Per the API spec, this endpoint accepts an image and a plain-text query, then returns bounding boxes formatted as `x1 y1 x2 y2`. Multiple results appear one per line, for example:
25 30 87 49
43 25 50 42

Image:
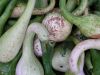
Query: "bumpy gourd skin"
60 0 100 38
16 23 44 75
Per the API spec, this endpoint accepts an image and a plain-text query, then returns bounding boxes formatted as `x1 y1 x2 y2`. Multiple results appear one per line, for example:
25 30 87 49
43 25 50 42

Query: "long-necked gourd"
72 0 88 15
69 39 100 75
60 0 100 38
16 23 45 75
0 0 36 63
23 22 55 75
0 0 17 36
11 0 55 18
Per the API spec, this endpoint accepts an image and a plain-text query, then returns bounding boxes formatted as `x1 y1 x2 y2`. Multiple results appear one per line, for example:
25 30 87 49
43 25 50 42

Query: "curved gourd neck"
59 0 83 26
22 31 35 57
22 23 49 57
66 0 77 12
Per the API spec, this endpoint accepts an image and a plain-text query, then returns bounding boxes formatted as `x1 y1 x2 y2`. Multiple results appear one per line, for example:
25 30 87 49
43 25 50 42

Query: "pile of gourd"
0 0 100 75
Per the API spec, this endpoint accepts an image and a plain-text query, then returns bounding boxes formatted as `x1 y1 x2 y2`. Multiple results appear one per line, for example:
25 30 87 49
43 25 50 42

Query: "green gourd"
60 0 100 38
66 0 87 16
16 23 45 75
52 40 75 72
0 0 36 63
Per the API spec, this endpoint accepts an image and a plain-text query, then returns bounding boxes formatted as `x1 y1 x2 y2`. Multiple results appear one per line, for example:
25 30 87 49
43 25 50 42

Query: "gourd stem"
72 0 88 15
11 0 55 18
59 0 84 26
22 31 35 58
66 0 77 12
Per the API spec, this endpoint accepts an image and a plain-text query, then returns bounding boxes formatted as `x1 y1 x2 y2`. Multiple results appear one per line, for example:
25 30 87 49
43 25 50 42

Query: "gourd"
69 39 100 75
52 37 85 74
16 23 44 75
0 0 17 36
52 40 75 72
42 12 72 42
42 0 87 42
72 0 88 15
0 0 36 63
60 0 100 38
11 0 55 18
23 22 55 75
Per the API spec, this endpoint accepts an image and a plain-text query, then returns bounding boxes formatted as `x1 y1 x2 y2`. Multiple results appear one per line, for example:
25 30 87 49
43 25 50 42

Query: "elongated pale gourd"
16 23 46 75
69 39 100 75
0 0 36 63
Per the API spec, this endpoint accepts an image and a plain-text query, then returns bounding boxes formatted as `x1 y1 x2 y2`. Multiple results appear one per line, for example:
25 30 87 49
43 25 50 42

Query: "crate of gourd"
0 0 100 75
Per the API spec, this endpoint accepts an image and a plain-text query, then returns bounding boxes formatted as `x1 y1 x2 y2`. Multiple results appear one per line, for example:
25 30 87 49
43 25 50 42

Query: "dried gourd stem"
11 0 55 18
